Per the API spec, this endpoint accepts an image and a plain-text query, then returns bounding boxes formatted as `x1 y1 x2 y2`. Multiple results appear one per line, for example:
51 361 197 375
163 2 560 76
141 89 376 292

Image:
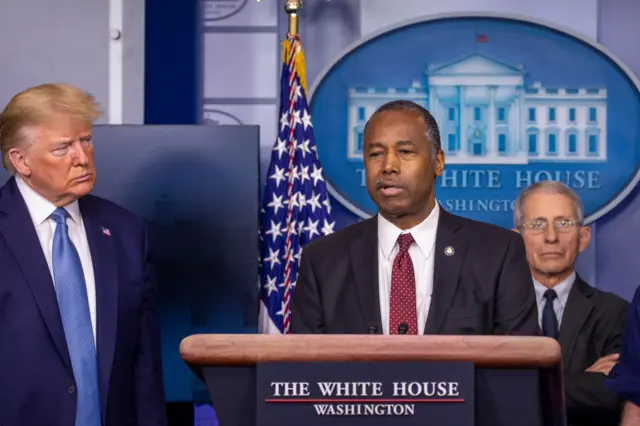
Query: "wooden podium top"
180 334 561 368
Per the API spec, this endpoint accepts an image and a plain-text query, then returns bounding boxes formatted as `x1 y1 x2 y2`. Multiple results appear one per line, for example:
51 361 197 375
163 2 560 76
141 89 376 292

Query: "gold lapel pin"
444 246 455 256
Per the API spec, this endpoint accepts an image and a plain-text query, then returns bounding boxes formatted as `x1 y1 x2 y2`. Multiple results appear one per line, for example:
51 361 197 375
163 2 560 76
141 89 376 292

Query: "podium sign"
256 361 474 425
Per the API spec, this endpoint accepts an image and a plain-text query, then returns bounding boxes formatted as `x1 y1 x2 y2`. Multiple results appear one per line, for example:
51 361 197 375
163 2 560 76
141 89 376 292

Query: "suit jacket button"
68 385 77 394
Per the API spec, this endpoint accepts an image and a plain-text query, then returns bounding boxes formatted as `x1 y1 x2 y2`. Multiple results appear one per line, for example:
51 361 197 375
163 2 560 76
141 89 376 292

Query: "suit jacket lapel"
558 276 594 370
425 208 468 334
349 218 382 333
0 178 72 371
79 197 119 413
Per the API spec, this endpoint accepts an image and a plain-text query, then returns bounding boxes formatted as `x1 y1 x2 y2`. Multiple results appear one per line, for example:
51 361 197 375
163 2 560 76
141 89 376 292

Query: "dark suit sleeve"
291 247 324 333
494 232 540 335
565 306 628 419
608 286 640 406
565 374 622 421
135 225 168 426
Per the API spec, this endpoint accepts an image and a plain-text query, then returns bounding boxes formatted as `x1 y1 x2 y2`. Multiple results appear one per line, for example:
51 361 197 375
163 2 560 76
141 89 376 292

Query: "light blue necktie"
50 207 101 426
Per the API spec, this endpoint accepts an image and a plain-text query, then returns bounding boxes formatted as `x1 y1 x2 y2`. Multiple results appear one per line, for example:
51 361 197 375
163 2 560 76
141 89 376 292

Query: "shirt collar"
378 202 440 261
533 271 576 308
15 176 82 226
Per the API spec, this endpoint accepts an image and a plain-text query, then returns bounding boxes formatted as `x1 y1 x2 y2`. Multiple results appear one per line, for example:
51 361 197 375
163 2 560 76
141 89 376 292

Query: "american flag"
258 33 335 334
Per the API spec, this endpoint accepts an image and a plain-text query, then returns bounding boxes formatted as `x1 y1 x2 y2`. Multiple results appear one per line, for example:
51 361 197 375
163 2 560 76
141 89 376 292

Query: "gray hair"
514 180 584 228
363 100 441 159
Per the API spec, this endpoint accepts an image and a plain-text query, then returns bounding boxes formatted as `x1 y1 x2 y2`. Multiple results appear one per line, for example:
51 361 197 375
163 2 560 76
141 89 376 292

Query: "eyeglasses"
519 218 581 234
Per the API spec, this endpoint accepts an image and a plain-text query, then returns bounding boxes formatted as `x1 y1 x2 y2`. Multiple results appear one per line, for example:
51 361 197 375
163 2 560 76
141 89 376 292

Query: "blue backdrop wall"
145 0 199 126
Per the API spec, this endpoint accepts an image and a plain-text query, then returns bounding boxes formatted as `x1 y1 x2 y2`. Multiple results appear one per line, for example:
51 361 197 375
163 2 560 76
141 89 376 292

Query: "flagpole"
285 0 302 36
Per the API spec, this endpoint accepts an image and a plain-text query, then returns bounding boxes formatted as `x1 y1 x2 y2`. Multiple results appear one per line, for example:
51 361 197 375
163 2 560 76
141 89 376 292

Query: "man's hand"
621 401 640 426
585 353 620 375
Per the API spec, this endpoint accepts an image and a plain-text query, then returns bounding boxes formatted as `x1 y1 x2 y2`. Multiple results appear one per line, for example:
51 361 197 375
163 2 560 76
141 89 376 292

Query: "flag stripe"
281 38 302 333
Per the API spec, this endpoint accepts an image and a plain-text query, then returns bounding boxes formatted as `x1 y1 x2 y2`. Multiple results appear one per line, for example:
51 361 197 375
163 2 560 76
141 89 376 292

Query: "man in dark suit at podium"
514 180 628 426
0 83 167 426
291 100 539 336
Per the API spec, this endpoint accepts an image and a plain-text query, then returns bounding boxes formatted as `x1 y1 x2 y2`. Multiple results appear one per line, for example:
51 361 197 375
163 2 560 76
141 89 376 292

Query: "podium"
180 334 565 426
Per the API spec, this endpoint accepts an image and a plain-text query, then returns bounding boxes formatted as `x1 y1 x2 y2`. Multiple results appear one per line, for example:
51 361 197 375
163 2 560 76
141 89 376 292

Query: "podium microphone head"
397 323 409 335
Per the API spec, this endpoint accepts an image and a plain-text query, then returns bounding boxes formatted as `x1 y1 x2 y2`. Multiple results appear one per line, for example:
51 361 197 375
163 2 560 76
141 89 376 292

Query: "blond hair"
0 83 102 173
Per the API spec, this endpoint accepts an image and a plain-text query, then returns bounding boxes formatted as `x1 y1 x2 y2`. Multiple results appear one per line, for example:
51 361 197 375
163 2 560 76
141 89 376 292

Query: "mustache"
375 178 406 190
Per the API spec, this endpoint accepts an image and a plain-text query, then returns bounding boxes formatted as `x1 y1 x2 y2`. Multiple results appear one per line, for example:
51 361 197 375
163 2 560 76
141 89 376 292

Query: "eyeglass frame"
518 217 582 233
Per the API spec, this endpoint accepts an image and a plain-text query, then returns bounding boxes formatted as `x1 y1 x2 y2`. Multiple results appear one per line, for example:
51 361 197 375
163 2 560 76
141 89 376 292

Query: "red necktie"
389 233 418 335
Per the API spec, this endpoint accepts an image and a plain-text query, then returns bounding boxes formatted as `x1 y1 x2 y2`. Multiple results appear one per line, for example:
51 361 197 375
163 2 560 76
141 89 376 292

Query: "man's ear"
434 149 445 177
8 147 32 177
578 225 591 253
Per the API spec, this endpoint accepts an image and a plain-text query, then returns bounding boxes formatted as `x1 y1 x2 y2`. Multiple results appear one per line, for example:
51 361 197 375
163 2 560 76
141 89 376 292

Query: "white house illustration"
347 53 607 164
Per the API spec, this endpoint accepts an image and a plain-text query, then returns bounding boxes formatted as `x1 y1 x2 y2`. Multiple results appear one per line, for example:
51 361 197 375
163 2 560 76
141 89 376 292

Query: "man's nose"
73 144 90 166
543 225 559 242
382 150 400 173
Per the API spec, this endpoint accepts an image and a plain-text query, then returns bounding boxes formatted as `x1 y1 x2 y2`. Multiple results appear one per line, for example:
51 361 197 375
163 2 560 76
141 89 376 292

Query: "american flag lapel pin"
101 227 111 236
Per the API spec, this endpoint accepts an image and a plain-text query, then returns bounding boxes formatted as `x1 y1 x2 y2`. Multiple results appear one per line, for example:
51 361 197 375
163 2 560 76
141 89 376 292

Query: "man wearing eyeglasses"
514 180 629 426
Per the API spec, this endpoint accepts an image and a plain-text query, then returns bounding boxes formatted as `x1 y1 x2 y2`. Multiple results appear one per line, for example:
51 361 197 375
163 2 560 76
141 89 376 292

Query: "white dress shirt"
533 271 575 330
16 176 97 343
377 202 440 335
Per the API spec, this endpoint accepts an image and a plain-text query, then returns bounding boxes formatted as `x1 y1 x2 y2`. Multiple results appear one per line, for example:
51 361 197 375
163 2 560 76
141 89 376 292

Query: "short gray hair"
364 100 441 159
514 180 584 228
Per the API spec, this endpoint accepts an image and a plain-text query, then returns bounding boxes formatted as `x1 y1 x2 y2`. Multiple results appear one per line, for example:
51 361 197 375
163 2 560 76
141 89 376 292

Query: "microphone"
397 323 409 335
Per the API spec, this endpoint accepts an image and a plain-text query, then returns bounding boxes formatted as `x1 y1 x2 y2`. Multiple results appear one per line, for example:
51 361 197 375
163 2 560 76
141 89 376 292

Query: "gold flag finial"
285 0 302 36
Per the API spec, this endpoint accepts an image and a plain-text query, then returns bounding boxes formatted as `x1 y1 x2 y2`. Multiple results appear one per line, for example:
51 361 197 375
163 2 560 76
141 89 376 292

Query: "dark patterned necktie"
542 289 558 340
389 233 418 335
